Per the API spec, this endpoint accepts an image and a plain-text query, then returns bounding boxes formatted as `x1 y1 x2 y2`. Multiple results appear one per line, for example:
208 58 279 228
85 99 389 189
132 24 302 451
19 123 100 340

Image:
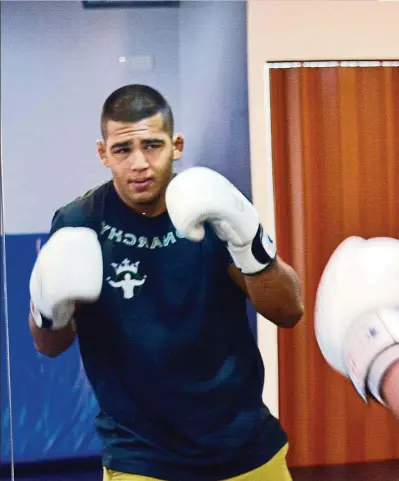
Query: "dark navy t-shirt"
49 180 287 480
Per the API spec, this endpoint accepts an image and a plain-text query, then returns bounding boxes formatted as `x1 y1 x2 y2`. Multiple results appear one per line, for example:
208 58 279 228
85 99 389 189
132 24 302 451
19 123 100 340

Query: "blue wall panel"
1 235 101 463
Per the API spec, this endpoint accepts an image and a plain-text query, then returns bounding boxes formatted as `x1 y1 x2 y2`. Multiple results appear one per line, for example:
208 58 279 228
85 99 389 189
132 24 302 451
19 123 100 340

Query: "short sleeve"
48 209 68 237
224 247 235 266
47 201 99 239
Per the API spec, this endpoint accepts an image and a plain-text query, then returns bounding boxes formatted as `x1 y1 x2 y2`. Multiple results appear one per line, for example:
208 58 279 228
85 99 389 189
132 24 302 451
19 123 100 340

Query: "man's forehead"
106 114 166 139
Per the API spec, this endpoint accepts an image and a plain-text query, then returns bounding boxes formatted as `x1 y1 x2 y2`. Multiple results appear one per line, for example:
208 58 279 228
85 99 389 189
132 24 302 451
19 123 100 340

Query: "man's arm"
29 313 76 358
29 226 102 358
381 360 399 418
29 211 77 358
164 167 304 327
228 256 304 328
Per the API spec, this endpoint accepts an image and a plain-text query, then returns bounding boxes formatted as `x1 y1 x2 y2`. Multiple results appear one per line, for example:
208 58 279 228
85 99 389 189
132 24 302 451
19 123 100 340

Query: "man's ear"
172 133 184 161
97 140 110 167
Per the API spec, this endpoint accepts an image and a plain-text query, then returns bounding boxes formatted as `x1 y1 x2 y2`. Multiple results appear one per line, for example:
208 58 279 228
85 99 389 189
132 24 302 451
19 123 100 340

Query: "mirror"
1 1 254 480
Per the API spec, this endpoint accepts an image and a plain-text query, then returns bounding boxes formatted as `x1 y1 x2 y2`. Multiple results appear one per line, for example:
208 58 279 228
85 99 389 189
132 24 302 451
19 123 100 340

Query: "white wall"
1 0 181 234
247 0 399 418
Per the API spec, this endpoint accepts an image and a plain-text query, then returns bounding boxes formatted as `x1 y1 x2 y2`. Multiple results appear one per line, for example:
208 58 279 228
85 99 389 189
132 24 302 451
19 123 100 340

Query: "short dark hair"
100 84 174 139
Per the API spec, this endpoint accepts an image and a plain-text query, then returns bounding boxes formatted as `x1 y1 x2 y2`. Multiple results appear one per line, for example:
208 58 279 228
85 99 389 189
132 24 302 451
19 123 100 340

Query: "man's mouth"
129 178 154 192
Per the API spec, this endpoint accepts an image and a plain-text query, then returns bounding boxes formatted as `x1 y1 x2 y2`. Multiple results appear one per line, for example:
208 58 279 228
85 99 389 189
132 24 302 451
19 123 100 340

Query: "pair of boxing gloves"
30 167 277 330
30 166 399 408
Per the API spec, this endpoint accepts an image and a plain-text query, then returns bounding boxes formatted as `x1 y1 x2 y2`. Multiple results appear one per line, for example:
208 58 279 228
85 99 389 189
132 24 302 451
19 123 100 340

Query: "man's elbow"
34 345 60 358
34 342 70 358
259 303 304 329
278 304 304 328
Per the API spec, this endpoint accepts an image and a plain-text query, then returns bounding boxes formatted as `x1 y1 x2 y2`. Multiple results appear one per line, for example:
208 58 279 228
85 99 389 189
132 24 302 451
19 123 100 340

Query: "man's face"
98 114 175 212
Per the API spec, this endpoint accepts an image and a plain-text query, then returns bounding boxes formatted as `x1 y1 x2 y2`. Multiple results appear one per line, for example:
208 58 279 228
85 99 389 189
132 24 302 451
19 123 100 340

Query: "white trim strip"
1 112 15 480
268 60 399 69
256 63 279 419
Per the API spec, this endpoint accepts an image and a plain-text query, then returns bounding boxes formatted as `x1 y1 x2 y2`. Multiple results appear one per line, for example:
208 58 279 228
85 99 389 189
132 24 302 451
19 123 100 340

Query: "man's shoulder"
50 181 111 233
61 181 110 213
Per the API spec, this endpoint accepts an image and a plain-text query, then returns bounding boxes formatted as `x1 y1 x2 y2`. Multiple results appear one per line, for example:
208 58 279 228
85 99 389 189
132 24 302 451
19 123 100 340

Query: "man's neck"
113 182 168 218
135 198 167 218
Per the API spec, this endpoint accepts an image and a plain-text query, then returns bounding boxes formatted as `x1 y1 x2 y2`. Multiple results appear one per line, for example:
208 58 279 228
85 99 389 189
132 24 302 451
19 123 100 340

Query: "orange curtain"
270 66 399 468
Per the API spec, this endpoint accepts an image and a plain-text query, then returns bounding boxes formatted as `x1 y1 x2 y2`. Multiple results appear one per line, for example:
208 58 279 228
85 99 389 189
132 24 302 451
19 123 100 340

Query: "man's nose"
130 150 149 171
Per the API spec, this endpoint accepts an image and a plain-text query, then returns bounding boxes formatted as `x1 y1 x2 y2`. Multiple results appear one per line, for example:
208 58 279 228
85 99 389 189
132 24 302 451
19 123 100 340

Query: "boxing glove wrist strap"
228 225 277 275
344 308 399 404
30 300 75 331
367 344 399 405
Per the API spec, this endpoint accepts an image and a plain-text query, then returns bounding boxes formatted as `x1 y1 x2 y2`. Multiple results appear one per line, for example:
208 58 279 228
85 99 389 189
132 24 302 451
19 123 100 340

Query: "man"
381 361 399 418
29 84 304 481
314 236 399 418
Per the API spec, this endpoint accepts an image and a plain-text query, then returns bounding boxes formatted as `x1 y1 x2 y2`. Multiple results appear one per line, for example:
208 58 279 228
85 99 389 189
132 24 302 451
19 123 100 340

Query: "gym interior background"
1 1 399 480
1 0 253 473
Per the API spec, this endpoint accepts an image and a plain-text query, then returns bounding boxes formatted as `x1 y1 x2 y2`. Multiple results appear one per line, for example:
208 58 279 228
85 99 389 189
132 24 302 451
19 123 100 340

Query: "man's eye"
145 144 161 151
115 148 129 154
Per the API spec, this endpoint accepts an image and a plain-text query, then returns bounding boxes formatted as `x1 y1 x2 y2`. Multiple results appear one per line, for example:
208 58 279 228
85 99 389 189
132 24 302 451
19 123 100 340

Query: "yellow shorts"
103 443 292 481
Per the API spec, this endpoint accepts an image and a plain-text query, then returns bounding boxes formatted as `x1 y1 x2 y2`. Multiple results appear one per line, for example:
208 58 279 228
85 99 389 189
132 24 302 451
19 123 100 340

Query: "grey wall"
1 0 181 234
178 1 251 198
1 0 250 235
0 0 252 462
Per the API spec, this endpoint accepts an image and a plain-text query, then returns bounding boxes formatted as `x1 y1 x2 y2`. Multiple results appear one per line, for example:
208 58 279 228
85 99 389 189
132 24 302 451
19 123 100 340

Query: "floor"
291 460 399 481
1 460 399 481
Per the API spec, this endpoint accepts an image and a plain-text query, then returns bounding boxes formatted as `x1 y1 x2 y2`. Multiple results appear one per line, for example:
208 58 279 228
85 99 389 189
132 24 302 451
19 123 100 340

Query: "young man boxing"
29 84 304 481
315 236 399 418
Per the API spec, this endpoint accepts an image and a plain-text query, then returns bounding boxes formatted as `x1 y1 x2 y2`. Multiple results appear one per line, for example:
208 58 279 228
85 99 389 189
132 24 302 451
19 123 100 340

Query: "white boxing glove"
165 167 277 275
315 236 399 405
30 227 103 330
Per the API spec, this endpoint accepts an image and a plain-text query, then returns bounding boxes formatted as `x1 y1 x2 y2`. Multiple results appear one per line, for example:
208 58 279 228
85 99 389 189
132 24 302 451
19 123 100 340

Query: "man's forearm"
29 314 76 357
244 257 304 328
381 360 399 418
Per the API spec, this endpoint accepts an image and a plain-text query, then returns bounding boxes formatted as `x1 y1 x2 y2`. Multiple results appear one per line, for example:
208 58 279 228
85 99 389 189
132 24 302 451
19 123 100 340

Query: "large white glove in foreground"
166 167 277 275
315 236 399 404
30 227 103 330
